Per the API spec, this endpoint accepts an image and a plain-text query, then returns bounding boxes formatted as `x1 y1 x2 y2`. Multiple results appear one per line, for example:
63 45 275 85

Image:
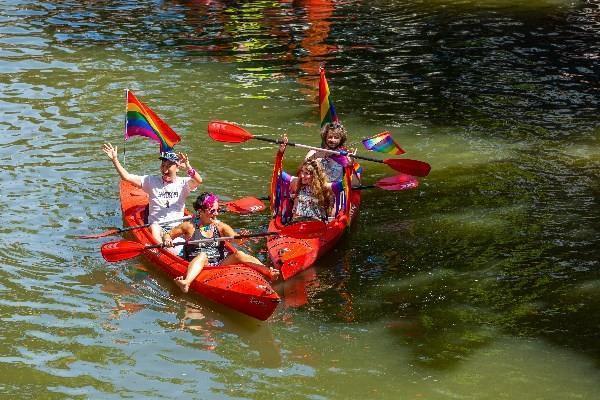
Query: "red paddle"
223 196 266 214
101 220 327 262
354 174 419 191
79 196 266 239
208 120 431 177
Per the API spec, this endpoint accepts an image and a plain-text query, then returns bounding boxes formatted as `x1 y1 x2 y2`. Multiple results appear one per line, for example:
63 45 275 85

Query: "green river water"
0 0 598 398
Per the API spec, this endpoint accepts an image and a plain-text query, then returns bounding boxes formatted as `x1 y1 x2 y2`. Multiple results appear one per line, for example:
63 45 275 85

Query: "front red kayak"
119 180 280 321
266 153 361 280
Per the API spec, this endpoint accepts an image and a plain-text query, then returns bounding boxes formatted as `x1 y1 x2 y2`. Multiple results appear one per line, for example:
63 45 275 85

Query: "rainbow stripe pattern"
353 162 363 180
125 90 180 152
319 66 339 128
361 131 405 155
330 166 353 221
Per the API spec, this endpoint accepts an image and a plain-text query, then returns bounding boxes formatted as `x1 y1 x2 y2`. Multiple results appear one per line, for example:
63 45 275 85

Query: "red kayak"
266 152 361 280
119 180 280 320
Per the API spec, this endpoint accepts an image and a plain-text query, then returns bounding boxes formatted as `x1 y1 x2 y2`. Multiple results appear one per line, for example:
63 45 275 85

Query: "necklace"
198 223 213 238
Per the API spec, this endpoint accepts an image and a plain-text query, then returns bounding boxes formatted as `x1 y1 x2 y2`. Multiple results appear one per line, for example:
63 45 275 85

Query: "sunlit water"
0 0 598 398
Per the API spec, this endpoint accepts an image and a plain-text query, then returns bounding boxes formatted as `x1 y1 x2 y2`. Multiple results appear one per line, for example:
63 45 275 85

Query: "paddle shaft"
353 185 375 190
256 184 388 203
147 231 279 250
253 136 385 164
117 216 192 234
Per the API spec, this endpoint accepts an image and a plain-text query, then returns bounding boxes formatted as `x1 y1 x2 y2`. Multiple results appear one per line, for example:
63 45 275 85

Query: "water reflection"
177 301 283 368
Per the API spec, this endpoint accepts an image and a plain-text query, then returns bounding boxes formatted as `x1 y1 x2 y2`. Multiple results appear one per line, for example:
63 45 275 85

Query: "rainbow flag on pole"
361 131 405 155
319 65 340 128
125 90 181 152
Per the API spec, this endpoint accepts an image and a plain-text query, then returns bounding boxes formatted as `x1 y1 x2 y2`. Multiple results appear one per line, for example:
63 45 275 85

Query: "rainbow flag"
353 162 363 180
361 131 405 155
319 66 340 128
125 90 181 152
330 166 353 220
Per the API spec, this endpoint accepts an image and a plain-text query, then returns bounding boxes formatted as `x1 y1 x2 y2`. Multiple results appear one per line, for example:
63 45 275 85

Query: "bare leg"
221 251 280 281
150 223 178 255
174 253 208 293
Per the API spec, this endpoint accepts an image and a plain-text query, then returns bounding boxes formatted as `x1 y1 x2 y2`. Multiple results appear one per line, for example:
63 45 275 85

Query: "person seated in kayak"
304 122 361 185
102 143 202 253
278 136 334 221
162 192 280 293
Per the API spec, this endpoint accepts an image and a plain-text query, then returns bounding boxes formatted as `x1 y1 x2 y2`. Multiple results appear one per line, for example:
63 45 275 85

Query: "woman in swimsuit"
162 192 279 293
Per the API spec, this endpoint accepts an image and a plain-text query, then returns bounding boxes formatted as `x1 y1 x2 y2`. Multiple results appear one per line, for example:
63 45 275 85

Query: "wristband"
187 168 196 177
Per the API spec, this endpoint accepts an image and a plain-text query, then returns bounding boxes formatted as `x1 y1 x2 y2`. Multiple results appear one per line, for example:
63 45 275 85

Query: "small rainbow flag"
319 65 340 128
361 131 405 155
125 90 181 152
353 162 363 180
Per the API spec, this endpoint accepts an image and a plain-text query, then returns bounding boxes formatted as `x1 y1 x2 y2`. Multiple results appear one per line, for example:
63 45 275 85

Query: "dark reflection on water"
1 0 599 394
18 0 599 134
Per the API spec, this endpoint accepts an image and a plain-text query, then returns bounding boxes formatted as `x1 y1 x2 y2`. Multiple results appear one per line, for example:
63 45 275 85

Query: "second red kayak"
266 152 361 280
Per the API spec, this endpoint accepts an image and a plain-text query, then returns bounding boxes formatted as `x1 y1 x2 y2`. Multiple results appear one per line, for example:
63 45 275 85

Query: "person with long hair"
278 135 334 221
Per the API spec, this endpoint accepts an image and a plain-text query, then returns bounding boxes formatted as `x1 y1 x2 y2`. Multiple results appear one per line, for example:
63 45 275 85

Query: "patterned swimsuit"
182 222 226 265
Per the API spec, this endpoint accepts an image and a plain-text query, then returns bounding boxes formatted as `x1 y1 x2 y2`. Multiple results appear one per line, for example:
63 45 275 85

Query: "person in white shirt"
102 143 202 253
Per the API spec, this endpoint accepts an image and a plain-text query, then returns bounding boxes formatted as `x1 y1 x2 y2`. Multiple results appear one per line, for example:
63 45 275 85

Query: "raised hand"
102 143 118 161
177 152 191 169
278 134 288 153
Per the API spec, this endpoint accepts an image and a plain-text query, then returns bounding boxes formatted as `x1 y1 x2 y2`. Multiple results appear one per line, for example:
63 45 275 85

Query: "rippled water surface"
1 0 598 398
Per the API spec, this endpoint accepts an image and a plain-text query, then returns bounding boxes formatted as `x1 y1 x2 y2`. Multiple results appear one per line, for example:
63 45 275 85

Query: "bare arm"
177 152 203 190
162 221 193 246
102 143 142 187
289 176 299 195
305 149 328 161
217 221 244 246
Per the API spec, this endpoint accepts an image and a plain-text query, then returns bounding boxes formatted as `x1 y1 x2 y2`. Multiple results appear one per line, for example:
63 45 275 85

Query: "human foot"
268 267 280 281
174 276 190 293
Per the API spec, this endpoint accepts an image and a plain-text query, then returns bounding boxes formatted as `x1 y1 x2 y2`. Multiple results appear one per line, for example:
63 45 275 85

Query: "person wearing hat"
102 143 203 252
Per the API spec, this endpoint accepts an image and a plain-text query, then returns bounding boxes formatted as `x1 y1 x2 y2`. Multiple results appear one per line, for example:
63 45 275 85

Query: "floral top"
292 186 327 221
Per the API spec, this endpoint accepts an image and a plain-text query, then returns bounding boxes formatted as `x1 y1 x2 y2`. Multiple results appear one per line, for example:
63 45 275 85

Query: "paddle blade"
207 120 253 143
281 220 327 239
384 158 431 177
224 197 266 214
101 240 146 262
78 228 120 239
375 174 419 191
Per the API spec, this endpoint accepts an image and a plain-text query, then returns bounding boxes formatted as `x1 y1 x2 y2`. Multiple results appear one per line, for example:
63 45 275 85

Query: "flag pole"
123 88 128 165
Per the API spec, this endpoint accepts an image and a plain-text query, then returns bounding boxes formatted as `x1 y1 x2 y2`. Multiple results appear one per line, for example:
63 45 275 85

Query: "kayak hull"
119 180 280 320
267 173 361 280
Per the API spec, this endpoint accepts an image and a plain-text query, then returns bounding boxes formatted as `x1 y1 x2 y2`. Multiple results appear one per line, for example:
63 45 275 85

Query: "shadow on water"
78 261 283 367
291 148 599 369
